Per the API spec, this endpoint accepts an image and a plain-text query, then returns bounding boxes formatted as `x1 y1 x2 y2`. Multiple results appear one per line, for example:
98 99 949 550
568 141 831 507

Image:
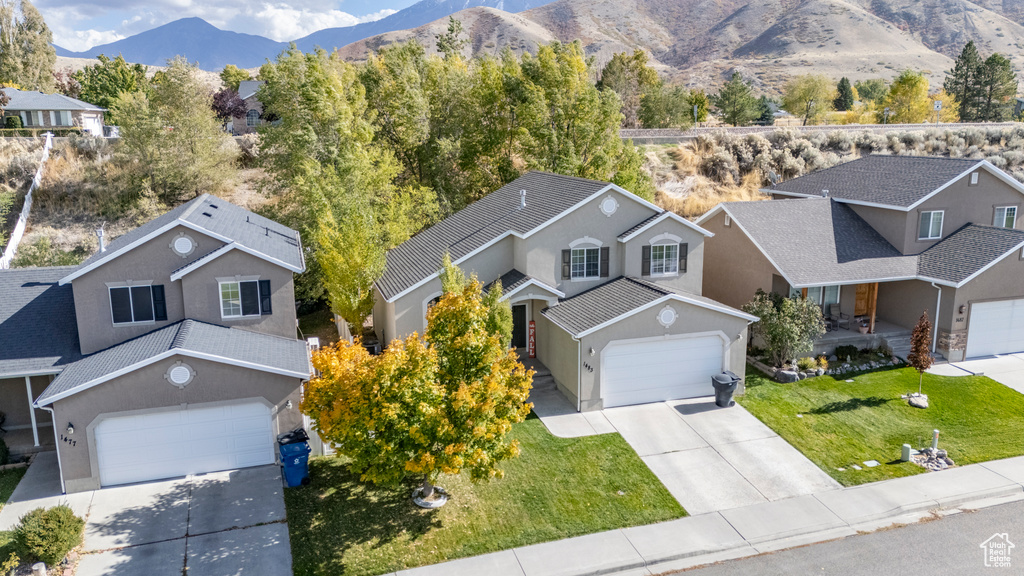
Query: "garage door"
601 335 724 408
966 299 1024 359
95 401 275 487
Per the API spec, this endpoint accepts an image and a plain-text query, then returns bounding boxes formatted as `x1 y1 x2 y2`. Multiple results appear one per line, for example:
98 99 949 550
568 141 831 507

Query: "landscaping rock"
907 393 929 409
796 371 806 380
815 368 825 376
776 370 799 383
829 355 838 362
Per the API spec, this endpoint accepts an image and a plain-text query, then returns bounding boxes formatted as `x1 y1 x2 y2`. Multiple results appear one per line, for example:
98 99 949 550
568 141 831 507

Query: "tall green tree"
74 55 148 119
434 16 468 60
854 78 888 105
219 64 251 91
598 50 659 128
0 0 55 91
834 77 855 111
711 72 759 127
690 89 710 122
944 41 984 122
882 69 930 123
781 74 835 125
638 81 693 129
977 53 1017 122
756 95 775 126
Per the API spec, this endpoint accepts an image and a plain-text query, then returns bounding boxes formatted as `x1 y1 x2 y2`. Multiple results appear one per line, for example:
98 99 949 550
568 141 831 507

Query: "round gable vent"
170 234 196 257
599 196 619 217
657 306 678 328
165 362 195 389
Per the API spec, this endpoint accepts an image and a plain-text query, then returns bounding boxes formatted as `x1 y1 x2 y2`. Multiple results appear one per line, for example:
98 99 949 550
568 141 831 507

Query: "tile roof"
35 319 310 405
2 88 104 111
769 155 982 208
723 198 919 286
541 277 749 337
617 213 663 239
917 224 1024 284
0 267 81 378
377 171 619 301
484 269 530 294
65 194 303 283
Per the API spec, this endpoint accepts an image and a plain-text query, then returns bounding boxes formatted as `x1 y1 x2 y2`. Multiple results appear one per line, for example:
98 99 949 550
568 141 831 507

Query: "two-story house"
697 155 1024 362
0 195 311 493
231 81 266 135
374 171 756 411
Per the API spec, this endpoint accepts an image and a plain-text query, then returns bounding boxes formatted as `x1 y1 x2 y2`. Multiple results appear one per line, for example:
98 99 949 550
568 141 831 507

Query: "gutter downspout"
930 282 941 354
573 335 582 412
38 405 66 495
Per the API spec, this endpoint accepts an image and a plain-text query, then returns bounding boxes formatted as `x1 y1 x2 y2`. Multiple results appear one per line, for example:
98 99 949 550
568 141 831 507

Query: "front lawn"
284 415 684 576
739 366 1024 486
0 467 28 562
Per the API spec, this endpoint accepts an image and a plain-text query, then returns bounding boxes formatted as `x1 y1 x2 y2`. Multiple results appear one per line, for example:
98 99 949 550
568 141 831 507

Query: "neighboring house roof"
542 277 755 338
60 194 304 285
2 88 104 112
703 198 919 287
238 81 264 100
917 224 1024 285
484 269 565 301
377 171 712 303
766 155 1001 210
0 267 82 378
35 319 310 406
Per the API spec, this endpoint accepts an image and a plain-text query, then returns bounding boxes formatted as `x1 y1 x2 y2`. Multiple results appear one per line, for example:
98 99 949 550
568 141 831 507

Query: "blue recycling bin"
278 428 311 487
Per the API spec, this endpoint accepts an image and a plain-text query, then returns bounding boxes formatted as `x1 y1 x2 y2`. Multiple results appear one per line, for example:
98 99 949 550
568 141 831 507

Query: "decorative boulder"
815 368 825 376
908 394 929 409
776 370 799 383
829 355 838 362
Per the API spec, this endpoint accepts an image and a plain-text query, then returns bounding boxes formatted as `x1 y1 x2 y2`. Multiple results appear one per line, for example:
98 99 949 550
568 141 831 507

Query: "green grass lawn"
0 467 28 562
738 365 1024 486
284 415 684 576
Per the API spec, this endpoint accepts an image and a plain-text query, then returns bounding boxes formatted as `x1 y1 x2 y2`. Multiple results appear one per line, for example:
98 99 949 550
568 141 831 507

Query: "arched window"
246 109 259 127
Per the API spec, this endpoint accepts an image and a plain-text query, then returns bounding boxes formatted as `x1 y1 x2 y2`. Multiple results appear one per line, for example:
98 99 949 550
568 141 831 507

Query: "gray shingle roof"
66 194 303 283
378 171 619 301
0 267 81 377
484 269 530 294
35 319 310 405
541 277 749 337
769 155 982 208
2 88 104 111
918 224 1024 284
238 81 264 100
723 198 919 286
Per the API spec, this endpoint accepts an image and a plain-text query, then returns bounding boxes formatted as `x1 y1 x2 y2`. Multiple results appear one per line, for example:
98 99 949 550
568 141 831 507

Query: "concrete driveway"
602 399 841 515
0 452 292 576
930 353 1024 395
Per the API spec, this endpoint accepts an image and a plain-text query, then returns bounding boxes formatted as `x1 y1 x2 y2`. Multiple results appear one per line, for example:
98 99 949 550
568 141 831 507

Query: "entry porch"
0 374 56 457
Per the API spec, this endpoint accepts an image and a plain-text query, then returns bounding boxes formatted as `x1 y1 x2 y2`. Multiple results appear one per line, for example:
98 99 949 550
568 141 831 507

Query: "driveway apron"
603 398 841 515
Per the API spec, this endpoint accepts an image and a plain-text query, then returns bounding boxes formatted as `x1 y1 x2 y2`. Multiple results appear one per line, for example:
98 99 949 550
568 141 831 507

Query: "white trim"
569 236 603 248
35 349 309 407
567 293 757 339
917 210 944 240
952 240 1024 288
570 246 602 281
39 405 65 494
0 369 62 380
599 195 619 217
697 205 800 288
219 279 263 319
25 376 39 447
994 205 1018 229
501 278 565 301
109 285 157 326
649 232 683 245
422 290 444 329
619 211 713 244
170 243 236 280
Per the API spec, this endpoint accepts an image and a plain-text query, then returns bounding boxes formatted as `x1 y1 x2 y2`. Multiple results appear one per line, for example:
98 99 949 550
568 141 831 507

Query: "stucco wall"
621 218 705 295
876 280 947 332
72 225 225 354
371 287 396 346
533 304 579 406
701 210 779 309
0 375 52 429
575 302 750 411
52 355 304 493
179 249 297 339
953 251 1024 360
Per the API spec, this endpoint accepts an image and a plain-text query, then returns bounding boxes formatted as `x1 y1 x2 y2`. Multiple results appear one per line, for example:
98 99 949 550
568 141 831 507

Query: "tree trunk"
421 477 435 499
919 371 923 396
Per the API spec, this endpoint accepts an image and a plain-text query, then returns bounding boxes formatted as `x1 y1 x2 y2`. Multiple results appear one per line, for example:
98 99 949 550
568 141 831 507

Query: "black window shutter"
258 279 273 315
561 249 571 280
641 245 651 276
680 243 688 273
600 247 610 278
240 281 260 316
152 285 167 321
110 287 133 324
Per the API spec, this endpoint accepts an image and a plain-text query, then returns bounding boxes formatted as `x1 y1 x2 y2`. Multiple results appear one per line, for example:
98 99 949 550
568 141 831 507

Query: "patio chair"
820 305 834 332
829 303 851 330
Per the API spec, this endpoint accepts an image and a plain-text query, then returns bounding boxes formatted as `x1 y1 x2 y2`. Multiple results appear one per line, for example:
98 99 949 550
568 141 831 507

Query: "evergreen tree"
638 80 692 129
0 0 55 91
712 72 759 126
977 53 1017 122
597 50 659 128
756 95 775 125
834 77 855 111
434 16 468 60
944 41 984 122
854 78 888 105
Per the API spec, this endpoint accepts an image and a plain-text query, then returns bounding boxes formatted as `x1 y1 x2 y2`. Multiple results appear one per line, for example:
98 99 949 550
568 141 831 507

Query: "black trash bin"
712 371 741 408
278 428 311 487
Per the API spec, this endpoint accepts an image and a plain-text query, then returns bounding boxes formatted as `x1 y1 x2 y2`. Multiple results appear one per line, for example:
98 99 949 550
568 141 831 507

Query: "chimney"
520 189 527 209
95 225 106 253
821 189 829 198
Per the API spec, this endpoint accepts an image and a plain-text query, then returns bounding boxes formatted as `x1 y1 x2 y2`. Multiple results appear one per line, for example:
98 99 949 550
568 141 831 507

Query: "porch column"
869 282 879 334
24 376 39 447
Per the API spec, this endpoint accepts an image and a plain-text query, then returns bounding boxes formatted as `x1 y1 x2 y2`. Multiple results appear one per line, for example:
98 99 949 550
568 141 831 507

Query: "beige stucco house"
2 88 105 136
374 171 756 411
0 195 311 493
231 80 265 135
698 155 1024 362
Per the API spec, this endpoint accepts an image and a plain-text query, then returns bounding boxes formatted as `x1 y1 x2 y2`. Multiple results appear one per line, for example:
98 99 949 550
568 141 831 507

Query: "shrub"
817 355 829 370
0 437 8 466
796 357 817 371
833 345 859 360
13 505 85 566
4 115 21 129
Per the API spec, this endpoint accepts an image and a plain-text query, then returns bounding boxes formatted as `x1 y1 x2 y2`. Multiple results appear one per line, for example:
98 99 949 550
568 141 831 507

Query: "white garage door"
602 335 724 408
966 299 1024 359
95 401 275 487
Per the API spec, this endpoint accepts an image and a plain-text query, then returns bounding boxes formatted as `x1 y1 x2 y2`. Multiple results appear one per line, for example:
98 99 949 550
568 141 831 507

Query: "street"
674 500 1024 575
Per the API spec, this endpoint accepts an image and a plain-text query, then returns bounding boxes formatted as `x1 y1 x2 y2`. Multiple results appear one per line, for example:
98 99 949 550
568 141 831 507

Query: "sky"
36 0 421 51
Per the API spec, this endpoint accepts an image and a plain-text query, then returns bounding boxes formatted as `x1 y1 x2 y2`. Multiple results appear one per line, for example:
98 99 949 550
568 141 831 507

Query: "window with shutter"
570 247 600 279
600 247 610 278
641 245 651 276
258 280 272 315
110 288 133 324
152 285 167 321
220 280 267 318
561 249 571 280
680 243 688 273
109 285 158 324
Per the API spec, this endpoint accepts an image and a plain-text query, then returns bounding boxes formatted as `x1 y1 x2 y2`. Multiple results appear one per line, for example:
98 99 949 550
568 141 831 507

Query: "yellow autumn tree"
303 263 533 500
881 69 931 124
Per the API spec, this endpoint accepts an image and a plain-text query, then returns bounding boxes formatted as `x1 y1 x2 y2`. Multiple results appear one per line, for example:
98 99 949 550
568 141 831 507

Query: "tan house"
374 171 756 411
2 88 105 136
698 155 1024 362
231 80 265 135
0 195 311 493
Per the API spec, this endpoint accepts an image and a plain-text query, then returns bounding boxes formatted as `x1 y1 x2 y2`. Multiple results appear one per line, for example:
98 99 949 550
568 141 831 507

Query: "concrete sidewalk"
387 456 1024 576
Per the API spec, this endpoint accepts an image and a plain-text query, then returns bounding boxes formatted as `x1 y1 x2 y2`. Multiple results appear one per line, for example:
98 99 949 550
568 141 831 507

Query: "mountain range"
55 0 1024 92
53 0 558 70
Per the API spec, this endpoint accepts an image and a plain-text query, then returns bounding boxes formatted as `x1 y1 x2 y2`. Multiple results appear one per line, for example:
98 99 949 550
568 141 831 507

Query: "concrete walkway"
0 453 293 576
389 455 1024 576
